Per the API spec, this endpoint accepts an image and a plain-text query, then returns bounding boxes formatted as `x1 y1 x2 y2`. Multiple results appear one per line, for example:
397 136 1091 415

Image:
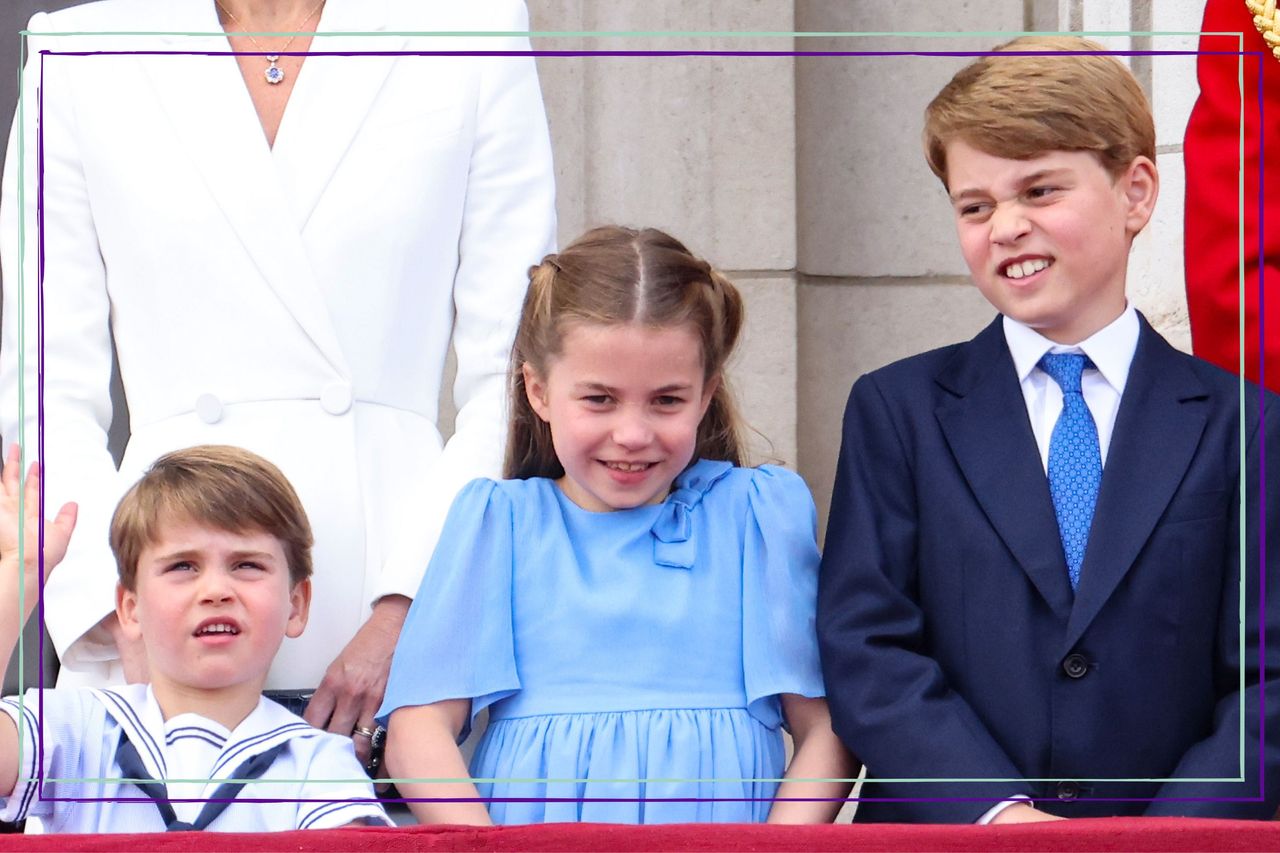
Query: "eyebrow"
150 548 277 562
948 168 1072 203
573 381 694 395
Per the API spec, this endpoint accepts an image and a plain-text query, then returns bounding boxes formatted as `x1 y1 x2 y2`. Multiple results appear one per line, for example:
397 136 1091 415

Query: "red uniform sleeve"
1184 0 1280 391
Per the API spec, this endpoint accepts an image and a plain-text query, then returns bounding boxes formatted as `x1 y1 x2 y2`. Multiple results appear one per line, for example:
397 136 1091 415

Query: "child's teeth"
1006 259 1049 279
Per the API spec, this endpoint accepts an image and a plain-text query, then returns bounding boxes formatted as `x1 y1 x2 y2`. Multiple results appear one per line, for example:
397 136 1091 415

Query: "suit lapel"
272 0 403 232
935 318 1075 620
1062 317 1210 651
136 1 348 375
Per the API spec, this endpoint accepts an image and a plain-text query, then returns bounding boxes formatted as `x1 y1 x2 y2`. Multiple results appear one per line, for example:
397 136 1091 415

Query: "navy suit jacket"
817 314 1280 822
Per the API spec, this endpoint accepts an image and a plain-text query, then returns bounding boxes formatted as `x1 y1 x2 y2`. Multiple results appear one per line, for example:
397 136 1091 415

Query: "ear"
698 374 721 420
522 362 552 423
1119 155 1159 235
285 578 311 639
115 582 143 642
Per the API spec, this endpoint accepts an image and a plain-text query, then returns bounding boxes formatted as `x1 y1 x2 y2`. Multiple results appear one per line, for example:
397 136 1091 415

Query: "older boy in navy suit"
818 37 1280 823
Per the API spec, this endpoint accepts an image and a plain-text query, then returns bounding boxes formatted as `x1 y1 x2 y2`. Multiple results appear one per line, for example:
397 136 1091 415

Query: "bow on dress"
650 460 733 569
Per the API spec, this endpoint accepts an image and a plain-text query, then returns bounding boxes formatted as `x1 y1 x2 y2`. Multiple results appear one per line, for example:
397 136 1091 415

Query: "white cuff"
976 795 1033 825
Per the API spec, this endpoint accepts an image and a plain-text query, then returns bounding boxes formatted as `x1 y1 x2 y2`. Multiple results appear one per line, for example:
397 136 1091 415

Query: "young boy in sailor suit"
0 445 390 832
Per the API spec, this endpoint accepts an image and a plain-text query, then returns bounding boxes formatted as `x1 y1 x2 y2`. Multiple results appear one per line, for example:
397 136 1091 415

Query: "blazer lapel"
1062 317 1210 651
935 318 1075 620
271 0 403 232
136 1 348 375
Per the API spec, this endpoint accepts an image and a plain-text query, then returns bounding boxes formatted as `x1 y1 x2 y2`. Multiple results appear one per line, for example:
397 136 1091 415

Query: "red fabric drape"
1184 0 1280 390
0 818 1272 852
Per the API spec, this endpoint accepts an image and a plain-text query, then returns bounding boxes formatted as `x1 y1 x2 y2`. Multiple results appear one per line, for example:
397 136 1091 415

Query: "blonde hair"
506 225 747 480
923 36 1156 186
110 445 313 590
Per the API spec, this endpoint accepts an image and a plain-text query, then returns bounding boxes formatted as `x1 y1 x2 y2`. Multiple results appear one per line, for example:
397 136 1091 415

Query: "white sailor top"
0 685 390 832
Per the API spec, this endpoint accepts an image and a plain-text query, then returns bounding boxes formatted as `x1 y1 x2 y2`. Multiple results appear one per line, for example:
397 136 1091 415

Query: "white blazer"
0 0 556 687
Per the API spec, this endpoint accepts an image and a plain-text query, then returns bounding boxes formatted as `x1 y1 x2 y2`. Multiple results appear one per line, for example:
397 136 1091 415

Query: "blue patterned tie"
1039 353 1101 590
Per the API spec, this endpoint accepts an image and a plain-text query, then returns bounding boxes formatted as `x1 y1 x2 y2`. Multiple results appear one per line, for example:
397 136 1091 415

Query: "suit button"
195 393 223 424
1062 653 1089 679
1057 781 1079 801
320 382 353 415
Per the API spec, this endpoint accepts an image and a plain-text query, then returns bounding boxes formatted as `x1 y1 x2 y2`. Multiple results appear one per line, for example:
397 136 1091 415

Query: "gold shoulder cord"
1247 0 1280 61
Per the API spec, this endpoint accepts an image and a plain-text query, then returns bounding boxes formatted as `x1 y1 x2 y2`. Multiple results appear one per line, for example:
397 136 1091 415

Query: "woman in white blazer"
0 0 555 757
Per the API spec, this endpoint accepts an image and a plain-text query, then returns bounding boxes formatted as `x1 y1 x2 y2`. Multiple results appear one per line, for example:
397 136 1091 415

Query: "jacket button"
1057 780 1079 801
320 382 353 415
1062 653 1089 679
195 393 223 424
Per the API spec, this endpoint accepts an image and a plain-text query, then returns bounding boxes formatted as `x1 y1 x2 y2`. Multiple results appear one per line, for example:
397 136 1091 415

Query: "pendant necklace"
216 0 326 85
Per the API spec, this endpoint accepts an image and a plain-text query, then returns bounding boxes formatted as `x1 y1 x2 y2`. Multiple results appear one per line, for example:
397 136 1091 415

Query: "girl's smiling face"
523 322 717 512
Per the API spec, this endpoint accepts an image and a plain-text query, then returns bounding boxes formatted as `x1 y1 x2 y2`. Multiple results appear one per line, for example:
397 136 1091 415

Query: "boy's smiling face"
117 517 310 725
945 140 1158 344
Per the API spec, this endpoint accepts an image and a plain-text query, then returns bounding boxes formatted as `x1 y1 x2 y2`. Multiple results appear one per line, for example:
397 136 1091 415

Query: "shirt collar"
1002 304 1139 395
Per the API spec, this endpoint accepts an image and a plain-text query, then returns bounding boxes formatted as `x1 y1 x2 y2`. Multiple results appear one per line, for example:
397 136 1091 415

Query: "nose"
611 408 654 449
198 569 235 605
989 202 1030 244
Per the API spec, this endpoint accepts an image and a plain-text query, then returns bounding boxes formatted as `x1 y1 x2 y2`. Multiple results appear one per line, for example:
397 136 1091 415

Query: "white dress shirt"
1003 305 1140 471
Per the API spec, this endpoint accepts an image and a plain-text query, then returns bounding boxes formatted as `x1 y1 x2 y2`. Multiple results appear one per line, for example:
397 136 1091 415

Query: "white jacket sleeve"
374 0 556 601
0 16 128 678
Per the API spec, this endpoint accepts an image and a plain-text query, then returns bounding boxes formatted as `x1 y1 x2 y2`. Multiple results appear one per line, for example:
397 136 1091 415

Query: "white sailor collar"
91 685 319 786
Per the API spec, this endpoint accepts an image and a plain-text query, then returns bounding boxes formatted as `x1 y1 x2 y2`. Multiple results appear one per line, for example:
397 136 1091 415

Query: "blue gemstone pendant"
264 55 285 85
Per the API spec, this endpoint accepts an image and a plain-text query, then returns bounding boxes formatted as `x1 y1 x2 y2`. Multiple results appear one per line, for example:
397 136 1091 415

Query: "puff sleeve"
376 479 519 740
740 465 824 729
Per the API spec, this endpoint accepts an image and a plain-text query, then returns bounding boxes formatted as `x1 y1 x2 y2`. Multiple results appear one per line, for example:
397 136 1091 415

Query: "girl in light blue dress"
377 226 856 825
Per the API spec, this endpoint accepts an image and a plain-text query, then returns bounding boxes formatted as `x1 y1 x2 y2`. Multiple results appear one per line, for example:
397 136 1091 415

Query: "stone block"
1129 150 1191 351
797 277 995 533
794 1 1025 278
528 0 795 268
1081 1 1133 35
730 273 798 468
1149 10 1202 148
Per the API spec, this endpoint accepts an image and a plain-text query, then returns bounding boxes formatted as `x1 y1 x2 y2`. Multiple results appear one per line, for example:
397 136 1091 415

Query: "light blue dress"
377 459 824 824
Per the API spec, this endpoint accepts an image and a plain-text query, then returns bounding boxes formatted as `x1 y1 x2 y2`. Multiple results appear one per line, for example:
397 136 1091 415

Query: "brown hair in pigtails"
695 266 746 466
505 257 563 480
503 226 749 480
